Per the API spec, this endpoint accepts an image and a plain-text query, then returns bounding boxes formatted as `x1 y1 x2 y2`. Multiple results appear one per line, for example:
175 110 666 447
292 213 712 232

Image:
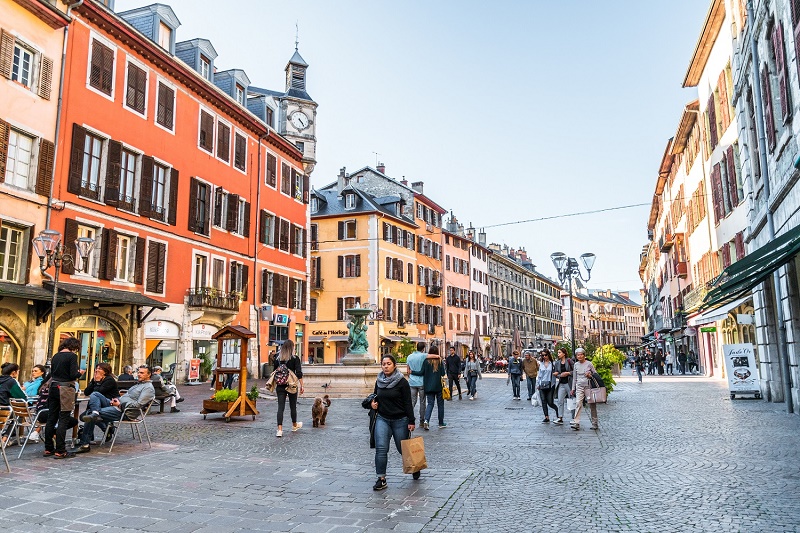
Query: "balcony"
659 233 675 252
684 281 711 312
674 260 688 278
187 287 241 312
311 278 324 291
426 285 442 297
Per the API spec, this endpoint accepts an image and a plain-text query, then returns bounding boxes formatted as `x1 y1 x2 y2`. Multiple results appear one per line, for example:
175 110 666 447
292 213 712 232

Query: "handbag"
566 396 577 411
586 375 607 404
401 432 428 473
531 390 540 407
441 377 451 400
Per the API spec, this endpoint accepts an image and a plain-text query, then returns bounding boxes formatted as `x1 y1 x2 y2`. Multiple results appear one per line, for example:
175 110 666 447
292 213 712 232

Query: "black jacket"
372 377 415 425
445 354 462 375
84 375 119 399
273 356 303 378
50 350 81 383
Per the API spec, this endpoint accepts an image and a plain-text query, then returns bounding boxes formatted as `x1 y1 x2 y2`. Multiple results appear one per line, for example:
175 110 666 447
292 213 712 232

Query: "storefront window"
0 327 20 365
57 315 122 386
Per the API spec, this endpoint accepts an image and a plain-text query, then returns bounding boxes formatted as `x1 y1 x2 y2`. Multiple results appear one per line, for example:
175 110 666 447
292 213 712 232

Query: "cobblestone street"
2 373 799 533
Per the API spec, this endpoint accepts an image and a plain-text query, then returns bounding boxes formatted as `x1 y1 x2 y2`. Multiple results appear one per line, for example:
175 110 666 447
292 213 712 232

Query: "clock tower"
278 48 317 175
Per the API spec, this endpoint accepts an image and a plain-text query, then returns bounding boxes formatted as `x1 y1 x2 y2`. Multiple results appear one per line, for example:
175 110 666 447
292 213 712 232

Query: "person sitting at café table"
118 365 135 382
76 365 155 452
152 365 183 413
22 364 47 400
81 363 120 439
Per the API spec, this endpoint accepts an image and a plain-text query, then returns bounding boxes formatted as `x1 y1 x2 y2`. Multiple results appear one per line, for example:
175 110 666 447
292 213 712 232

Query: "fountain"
340 306 374 365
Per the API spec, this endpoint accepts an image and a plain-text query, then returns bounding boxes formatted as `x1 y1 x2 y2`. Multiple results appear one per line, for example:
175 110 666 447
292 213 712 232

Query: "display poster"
722 343 759 394
221 338 241 369
188 358 201 381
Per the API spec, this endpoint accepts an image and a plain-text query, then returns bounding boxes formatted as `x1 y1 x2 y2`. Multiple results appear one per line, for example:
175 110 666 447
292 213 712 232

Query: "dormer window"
200 55 210 79
345 193 356 210
235 84 245 104
158 22 171 51
265 107 274 127
310 197 318 213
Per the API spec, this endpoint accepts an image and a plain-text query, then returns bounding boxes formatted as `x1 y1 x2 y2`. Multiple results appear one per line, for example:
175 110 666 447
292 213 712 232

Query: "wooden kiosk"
201 325 259 422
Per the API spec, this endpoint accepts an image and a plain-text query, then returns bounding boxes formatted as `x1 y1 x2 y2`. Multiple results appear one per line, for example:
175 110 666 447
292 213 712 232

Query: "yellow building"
309 166 445 362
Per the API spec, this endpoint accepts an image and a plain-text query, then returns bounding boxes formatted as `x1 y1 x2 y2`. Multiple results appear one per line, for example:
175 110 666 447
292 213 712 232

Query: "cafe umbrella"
472 327 482 356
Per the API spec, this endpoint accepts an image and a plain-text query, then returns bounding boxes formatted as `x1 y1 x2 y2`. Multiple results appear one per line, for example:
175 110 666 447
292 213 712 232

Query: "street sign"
700 326 717 333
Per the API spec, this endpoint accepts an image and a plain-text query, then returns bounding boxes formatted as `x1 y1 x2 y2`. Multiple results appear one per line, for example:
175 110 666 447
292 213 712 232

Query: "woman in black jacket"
370 355 416 491
274 340 304 437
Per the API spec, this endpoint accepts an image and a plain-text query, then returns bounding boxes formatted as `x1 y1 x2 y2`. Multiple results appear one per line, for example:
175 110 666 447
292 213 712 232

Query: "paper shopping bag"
401 435 428 474
566 397 577 411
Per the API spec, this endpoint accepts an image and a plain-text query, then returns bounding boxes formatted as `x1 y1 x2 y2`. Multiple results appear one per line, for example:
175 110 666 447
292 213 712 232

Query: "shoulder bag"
586 375 607 404
441 377 451 400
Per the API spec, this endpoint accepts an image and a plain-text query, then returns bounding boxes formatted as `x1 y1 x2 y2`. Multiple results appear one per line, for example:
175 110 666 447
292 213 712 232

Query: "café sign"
388 330 409 336
144 321 180 339
311 329 348 336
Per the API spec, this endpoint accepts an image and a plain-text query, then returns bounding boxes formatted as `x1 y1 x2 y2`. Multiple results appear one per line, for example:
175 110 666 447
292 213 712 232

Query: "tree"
393 338 416 363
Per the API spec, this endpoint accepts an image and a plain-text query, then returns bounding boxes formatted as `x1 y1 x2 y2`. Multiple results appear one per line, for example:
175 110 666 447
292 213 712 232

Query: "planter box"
201 398 258 422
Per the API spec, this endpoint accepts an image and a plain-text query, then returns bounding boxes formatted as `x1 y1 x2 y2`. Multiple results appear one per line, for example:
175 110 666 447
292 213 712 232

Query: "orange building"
34 1 310 384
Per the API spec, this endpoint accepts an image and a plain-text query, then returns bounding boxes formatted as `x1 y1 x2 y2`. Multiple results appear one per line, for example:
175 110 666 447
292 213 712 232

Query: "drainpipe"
46 0 84 229
254 131 269 378
746 0 793 413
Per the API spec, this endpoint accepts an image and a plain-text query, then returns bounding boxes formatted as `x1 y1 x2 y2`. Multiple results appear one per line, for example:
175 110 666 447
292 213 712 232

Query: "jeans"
526 376 536 399
80 405 124 445
509 374 521 398
424 391 444 425
636 367 643 382
539 386 558 418
666 363 673 375
409 385 426 423
573 387 598 427
447 373 462 398
374 414 409 477
276 385 297 426
467 374 478 396
556 383 571 420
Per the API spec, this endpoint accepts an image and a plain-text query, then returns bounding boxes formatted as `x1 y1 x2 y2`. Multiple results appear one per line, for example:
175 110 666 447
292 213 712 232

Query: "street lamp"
32 229 95 367
551 252 595 356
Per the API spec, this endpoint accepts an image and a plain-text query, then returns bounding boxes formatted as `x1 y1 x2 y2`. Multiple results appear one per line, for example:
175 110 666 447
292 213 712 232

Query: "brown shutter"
139 156 154 218
289 225 296 253
145 241 158 292
226 194 240 232
259 210 267 244
167 169 179 226
241 264 249 300
762 65 777 150
213 187 224 227
104 140 122 206
273 216 280 245
99 228 118 280
61 219 79 274
0 29 13 79
261 269 269 303
67 124 86 194
199 111 214 151
37 56 53 100
266 153 277 187
234 133 246 170
726 146 739 206
35 139 55 195
707 94 718 149
303 174 310 204
337 255 343 278
280 219 290 251
386 257 391 279
133 237 145 285
216 122 230 161
338 221 344 240
230 262 238 293
291 168 298 200
301 228 307 258
337 298 343 320
734 232 745 260
354 254 361 277
243 201 251 237
773 22 791 122
187 177 199 232
0 119 8 182
711 165 723 224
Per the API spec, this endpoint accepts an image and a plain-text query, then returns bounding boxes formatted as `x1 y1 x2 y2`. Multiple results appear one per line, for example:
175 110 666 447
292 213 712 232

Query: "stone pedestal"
300 364 408 398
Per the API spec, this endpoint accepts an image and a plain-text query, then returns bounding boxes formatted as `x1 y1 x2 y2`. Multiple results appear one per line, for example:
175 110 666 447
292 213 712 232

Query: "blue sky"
117 0 712 293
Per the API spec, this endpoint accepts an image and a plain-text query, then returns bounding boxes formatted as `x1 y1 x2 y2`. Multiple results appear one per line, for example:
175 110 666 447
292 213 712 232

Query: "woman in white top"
535 351 559 423
571 347 599 430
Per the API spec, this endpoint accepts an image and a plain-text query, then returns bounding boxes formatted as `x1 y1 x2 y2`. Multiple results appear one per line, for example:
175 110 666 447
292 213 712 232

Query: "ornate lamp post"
32 229 95 367
551 252 596 356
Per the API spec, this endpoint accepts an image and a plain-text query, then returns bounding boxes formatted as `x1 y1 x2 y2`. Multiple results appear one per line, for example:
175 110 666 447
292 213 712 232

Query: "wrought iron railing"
187 287 241 311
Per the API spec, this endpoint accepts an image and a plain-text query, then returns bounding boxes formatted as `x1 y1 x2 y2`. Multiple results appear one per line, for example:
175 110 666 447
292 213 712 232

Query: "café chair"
9 399 40 459
102 400 154 453
0 407 13 472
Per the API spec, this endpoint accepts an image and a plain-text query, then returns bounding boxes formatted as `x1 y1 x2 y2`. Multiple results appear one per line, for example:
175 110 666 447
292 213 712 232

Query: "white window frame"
157 21 171 51
199 55 210 79
150 160 169 222
211 255 226 291
4 128 36 190
197 106 215 153
293 225 304 256
154 76 177 135
192 250 210 289
237 197 246 235
85 33 116 101
213 187 228 229
262 210 276 247
11 41 35 89
343 254 359 278
72 220 103 279
118 146 140 211
0 222 28 283
345 193 355 210
122 57 149 119
114 234 132 282
344 220 357 240
80 129 107 201
235 84 245 105
310 197 318 214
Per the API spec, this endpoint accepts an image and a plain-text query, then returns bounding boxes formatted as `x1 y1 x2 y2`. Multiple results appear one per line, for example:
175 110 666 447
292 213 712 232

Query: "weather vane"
295 21 299 50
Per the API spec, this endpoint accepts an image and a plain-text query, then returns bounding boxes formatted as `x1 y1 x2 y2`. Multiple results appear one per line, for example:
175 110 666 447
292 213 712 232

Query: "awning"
47 282 168 309
381 336 406 342
308 336 325 342
688 295 752 326
0 282 66 303
328 335 349 342
701 224 800 311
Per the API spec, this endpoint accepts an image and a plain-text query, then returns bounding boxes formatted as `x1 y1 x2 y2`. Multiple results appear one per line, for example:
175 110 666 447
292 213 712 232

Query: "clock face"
291 111 310 130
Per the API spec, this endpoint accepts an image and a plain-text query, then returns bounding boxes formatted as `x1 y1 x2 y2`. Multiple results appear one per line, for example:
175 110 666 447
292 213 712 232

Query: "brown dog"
312 395 331 427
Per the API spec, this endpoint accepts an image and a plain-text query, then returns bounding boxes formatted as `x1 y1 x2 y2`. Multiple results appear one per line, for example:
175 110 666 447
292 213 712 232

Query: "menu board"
220 337 241 369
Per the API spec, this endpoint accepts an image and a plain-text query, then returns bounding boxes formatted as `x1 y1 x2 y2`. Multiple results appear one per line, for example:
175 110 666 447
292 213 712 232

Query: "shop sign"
274 314 289 325
700 326 717 333
188 358 201 381
192 323 218 339
311 329 348 336
722 343 759 394
388 330 409 336
144 321 180 339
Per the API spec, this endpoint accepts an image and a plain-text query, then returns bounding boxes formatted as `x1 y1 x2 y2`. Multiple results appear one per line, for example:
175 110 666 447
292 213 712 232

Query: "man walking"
522 351 540 401
406 342 427 422
507 351 523 400
445 346 463 400
677 347 687 375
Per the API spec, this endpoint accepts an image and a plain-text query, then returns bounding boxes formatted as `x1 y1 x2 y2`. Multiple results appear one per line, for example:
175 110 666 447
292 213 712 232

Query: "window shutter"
726 146 739 206
199 111 214 151
216 122 230 161
734 232 745 261
303 174 310 204
35 139 55 196
762 65 777 150
383 222 388 241
338 221 344 240
707 94 718 149
146 241 158 292
157 83 175 130
793 0 800 82
241 264 249 300
386 257 391 279
61 219 79 275
234 133 246 171
261 269 269 303
337 298 343 321
355 254 361 277
138 156 154 218
722 244 731 268
226 193 240 232
301 228 307 258
104 140 122 206
243 201 251 237
710 165 722 224
0 119 8 181
289 224 296 252
773 22 791 122
99 229 118 281
408 232 415 251
187 177 199 232
37 56 53 100
281 163 290 194
167 169 179 226
0 30 13 79
408 263 413 284
133 237 145 285
213 187 224 227
266 153 277 187
280 219 290 251
230 263 237 293
418 265 423 285
337 255 343 278
67 124 86 194
259 210 267 244
273 216 281 246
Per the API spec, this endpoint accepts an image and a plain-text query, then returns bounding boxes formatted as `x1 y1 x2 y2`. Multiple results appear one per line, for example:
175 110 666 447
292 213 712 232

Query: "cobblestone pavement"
1 372 800 532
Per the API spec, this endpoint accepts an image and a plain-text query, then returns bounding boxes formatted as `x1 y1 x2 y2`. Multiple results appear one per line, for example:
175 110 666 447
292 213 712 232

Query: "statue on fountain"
347 311 369 354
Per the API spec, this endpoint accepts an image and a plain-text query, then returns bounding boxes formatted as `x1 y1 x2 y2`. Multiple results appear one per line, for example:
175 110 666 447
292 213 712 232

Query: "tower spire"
295 21 299 51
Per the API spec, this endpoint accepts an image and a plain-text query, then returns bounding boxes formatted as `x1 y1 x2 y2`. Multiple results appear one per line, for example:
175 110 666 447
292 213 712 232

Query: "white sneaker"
276 429 283 437
28 430 40 443
292 422 303 432
469 396 474 401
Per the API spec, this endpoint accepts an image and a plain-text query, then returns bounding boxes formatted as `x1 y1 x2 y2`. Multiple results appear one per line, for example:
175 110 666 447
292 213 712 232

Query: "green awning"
701 224 800 311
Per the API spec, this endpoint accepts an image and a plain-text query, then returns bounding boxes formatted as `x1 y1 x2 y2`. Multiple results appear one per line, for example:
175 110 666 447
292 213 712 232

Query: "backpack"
274 363 290 386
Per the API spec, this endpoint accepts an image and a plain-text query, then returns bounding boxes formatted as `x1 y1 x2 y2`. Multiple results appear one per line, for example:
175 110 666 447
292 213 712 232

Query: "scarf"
376 370 404 389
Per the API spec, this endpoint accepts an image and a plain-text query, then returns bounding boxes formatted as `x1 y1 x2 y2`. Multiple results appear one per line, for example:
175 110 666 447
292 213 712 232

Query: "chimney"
337 167 347 193
411 181 424 194
401 176 408 186
376 162 386 174
478 229 487 247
